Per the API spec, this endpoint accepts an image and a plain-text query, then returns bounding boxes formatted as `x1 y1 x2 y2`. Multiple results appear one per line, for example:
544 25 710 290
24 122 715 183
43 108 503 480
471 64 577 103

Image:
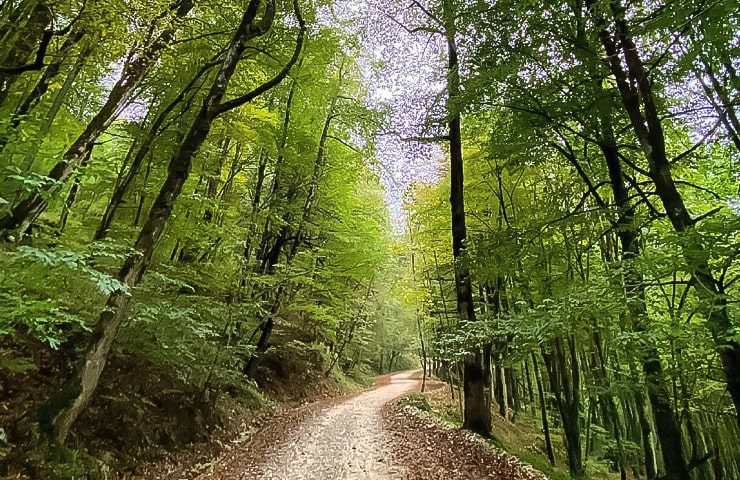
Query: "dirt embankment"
0 341 355 479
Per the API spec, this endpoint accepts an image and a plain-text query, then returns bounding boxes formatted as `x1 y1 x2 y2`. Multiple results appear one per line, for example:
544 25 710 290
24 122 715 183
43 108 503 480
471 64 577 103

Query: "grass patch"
421 382 622 480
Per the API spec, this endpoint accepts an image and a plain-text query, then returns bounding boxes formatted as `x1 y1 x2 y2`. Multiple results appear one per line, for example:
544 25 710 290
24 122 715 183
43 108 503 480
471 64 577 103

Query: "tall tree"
39 0 305 443
442 0 491 436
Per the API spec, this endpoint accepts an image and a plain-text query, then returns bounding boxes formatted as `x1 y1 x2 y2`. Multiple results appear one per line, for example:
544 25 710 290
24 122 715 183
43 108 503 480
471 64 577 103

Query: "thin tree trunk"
132 155 153 227
632 365 658 479
0 0 52 106
417 311 427 392
325 277 373 376
242 149 267 261
288 91 337 259
524 360 535 414
594 333 627 480
20 42 92 172
532 352 555 467
701 57 740 142
1 0 195 238
542 337 583 477
94 56 215 239
37 0 302 443
57 149 91 232
0 23 87 153
247 99 333 372
253 80 297 265
495 363 508 419
509 368 520 421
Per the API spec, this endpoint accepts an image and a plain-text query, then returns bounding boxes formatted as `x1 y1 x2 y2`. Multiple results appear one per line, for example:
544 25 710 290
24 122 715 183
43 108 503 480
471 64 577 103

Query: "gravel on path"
196 372 548 480
198 371 418 479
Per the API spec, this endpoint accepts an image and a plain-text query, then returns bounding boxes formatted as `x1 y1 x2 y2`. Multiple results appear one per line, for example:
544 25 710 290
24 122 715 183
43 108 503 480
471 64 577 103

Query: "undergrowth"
418 382 623 480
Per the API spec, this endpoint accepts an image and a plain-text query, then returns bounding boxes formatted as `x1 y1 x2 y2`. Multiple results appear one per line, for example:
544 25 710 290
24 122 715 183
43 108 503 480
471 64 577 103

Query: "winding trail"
198 371 546 480
204 371 418 479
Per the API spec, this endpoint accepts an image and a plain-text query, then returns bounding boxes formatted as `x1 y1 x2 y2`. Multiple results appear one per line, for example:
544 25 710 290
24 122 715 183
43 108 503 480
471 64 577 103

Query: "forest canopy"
0 0 739 479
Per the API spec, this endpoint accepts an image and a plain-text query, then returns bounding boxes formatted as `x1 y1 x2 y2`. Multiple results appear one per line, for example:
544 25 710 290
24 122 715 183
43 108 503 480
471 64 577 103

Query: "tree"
39 0 305 443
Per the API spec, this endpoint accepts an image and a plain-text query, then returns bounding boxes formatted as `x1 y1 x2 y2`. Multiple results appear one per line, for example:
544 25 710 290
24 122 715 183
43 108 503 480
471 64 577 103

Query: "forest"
0 0 738 479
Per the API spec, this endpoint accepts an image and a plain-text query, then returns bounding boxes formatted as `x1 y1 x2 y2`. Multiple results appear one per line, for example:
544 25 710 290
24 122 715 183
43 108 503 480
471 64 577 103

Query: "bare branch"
327 135 360 152
410 0 443 27
212 0 305 116
691 206 723 225
671 119 721 164
384 13 441 36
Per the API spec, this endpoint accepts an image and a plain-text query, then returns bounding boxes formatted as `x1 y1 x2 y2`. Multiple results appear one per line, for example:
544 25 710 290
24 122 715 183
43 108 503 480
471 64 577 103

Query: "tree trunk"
0 0 52 106
632 371 658 479
252 81 297 266
58 149 91 232
325 278 373 377
20 42 92 172
700 57 740 151
288 89 337 259
443 0 491 437
507 367 519 421
248 69 339 375
417 310 427 392
242 149 268 261
542 337 583 477
495 363 508 419
591 0 740 426
532 352 555 467
566 13 692 476
593 333 627 480
37 0 302 443
524 360 535 414
94 57 213 239
0 27 86 153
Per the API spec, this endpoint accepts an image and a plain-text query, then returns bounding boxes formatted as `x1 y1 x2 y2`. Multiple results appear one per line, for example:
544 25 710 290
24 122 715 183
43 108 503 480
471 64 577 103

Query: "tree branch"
670 119 721 164
212 0 305 116
385 14 441 36
327 135 360 152
410 0 443 27
0 1 87 74
691 206 723 225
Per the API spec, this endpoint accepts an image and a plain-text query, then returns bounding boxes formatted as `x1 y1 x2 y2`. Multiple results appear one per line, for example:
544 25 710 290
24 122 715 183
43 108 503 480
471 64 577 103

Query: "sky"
112 0 446 233
326 0 448 232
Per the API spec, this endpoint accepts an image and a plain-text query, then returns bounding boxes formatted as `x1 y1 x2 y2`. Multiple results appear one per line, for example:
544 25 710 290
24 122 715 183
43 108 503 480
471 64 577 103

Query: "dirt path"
196 372 546 480
200 371 418 479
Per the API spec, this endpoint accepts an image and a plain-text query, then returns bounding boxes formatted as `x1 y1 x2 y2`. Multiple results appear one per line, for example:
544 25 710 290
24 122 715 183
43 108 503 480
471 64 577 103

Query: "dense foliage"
402 0 740 478
1 0 739 479
0 0 418 475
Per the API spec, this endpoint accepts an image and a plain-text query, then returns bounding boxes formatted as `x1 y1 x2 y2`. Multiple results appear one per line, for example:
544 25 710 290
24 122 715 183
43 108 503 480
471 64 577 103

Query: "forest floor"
416 378 623 480
180 371 547 480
